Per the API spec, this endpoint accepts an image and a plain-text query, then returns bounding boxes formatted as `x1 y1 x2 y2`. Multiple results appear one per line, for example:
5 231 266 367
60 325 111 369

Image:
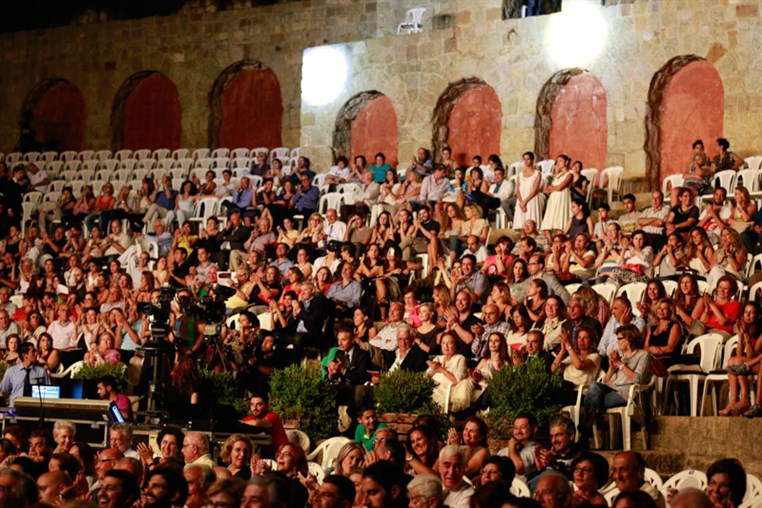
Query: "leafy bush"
0 361 7 384
199 368 247 417
269 364 338 440
488 359 562 438
73 362 127 388
375 369 439 415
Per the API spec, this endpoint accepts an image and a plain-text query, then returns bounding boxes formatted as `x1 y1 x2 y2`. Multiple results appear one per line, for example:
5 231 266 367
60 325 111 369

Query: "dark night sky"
0 0 281 33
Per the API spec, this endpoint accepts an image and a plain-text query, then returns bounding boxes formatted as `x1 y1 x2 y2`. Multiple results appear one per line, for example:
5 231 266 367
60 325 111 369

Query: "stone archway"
333 91 398 165
535 68 608 170
432 78 502 166
209 60 283 149
645 55 724 190
22 78 86 152
111 71 182 151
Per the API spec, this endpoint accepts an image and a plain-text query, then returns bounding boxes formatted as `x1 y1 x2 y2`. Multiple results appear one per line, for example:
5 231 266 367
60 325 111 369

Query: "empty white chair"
195 157 213 169
23 151 41 163
133 149 152 160
6 152 23 164
712 170 737 194
212 157 230 169
138 159 157 170
59 150 78 162
98 159 119 172
742 473 762 508
580 168 599 203
156 158 174 171
189 197 220 226
397 6 426 34
735 169 761 193
192 148 211 160
82 160 99 172
119 158 138 171
664 333 724 416
78 150 95 161
662 469 708 492
536 159 555 175
290 147 301 159
270 147 290 161
591 283 617 305
114 149 133 161
94 150 112 161
699 335 740 416
616 282 648 316
173 158 194 172
305 437 351 470
48 181 66 195
744 156 762 170
230 147 250 159
40 151 58 163
152 148 171 160
211 148 230 158
599 166 624 203
232 157 250 169
45 161 63 179
63 160 81 172
662 174 684 196
172 148 190 160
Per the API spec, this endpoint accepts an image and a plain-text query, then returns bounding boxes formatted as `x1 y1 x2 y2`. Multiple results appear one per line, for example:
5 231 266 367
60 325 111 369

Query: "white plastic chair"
114 149 133 161
287 429 311 453
133 149 152 160
699 335 739 416
50 360 84 379
397 7 426 34
60 150 78 162
194 157 213 170
536 159 555 175
171 148 190 160
230 148 249 159
78 150 95 161
153 148 171 160
662 174 684 196
509 477 530 497
63 160 81 173
599 166 624 204
305 436 351 470
591 283 617 305
644 468 663 490
735 169 761 193
712 170 737 194
120 158 138 171
40 151 58 163
662 469 708 492
189 197 220 227
594 376 656 450
664 333 724 416
192 148 211 160
744 156 762 170
45 160 63 179
580 168 599 203
211 148 230 159
94 150 112 161
616 282 648 316
270 147 290 161
318 193 345 214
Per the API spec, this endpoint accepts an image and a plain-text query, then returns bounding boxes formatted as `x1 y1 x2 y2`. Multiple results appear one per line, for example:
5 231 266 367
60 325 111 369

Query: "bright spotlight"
301 45 349 107
547 0 608 69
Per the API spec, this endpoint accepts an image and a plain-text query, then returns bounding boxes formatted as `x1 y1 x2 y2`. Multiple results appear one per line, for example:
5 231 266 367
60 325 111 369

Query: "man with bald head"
182 432 215 470
671 488 713 508
612 451 666 508
533 472 572 508
90 447 124 501
184 464 215 508
37 471 72 505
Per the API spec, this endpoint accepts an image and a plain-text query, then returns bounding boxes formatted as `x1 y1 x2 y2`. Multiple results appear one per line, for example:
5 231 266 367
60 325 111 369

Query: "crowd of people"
0 407 751 507
0 136 757 506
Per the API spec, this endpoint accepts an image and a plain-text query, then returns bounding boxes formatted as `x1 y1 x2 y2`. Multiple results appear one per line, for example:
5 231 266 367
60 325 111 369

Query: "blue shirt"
233 187 254 209
0 363 50 405
292 186 320 212
327 280 362 308
145 232 173 257
155 190 178 210
370 163 392 183
269 258 294 276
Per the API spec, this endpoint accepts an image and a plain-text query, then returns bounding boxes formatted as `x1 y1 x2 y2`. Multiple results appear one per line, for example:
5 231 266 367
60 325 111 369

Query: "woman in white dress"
541 155 573 238
513 163 542 231
425 332 467 412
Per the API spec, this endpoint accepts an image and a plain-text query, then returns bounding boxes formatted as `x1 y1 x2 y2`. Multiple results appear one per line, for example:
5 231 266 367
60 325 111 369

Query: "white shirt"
323 221 347 244
47 320 78 350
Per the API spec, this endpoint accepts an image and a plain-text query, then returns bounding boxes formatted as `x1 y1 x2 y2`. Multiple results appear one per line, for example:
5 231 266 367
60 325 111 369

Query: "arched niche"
112 71 182 151
333 91 399 166
535 68 608 171
432 78 502 166
22 78 86 152
209 60 283 149
645 56 724 189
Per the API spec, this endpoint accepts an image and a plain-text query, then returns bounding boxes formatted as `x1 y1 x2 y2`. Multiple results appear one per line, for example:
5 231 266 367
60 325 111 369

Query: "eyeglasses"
574 466 594 475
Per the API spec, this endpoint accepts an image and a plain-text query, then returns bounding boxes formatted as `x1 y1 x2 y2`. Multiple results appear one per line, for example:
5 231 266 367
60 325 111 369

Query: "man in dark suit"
327 328 371 418
513 330 554 372
382 325 428 373
282 281 332 363
218 211 250 269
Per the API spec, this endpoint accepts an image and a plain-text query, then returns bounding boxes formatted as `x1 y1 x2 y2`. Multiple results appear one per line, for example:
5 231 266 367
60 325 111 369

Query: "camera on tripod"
137 286 175 339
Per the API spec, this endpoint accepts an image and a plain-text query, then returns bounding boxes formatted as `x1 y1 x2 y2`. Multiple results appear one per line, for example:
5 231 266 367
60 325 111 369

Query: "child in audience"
354 406 387 452
593 203 613 241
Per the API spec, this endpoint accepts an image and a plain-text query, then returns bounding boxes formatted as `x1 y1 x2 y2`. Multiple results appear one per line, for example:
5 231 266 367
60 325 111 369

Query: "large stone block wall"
0 0 759 186
301 0 762 182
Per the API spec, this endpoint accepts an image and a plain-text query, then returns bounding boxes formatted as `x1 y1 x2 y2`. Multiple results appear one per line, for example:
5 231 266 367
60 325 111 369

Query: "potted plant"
374 369 440 437
73 362 128 399
269 364 338 441
198 368 247 417
487 358 562 442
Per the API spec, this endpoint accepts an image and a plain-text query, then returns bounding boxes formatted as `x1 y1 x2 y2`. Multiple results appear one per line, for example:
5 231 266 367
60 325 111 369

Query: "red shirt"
706 300 740 334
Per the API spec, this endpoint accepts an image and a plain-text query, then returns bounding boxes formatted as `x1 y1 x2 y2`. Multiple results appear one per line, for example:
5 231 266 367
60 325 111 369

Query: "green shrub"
269 364 338 440
198 368 247 417
73 362 127 388
0 361 7 384
375 369 439 415
488 359 562 438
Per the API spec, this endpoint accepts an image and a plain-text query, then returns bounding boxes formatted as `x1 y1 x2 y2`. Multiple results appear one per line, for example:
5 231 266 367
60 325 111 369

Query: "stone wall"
0 0 760 187
301 0 762 183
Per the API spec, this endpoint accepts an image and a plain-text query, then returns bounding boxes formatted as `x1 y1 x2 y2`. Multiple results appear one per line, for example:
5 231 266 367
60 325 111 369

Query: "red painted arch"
447 84 502 167
548 72 607 171
350 95 399 166
219 68 283 149
32 82 86 152
659 60 724 178
123 74 182 151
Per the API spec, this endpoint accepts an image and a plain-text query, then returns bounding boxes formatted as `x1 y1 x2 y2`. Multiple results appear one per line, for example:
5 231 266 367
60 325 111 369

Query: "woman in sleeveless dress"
513 163 542 230
541 155 573 238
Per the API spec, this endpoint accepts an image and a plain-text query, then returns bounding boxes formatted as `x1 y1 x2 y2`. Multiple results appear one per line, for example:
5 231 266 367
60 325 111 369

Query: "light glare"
547 1 608 69
301 46 349 107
